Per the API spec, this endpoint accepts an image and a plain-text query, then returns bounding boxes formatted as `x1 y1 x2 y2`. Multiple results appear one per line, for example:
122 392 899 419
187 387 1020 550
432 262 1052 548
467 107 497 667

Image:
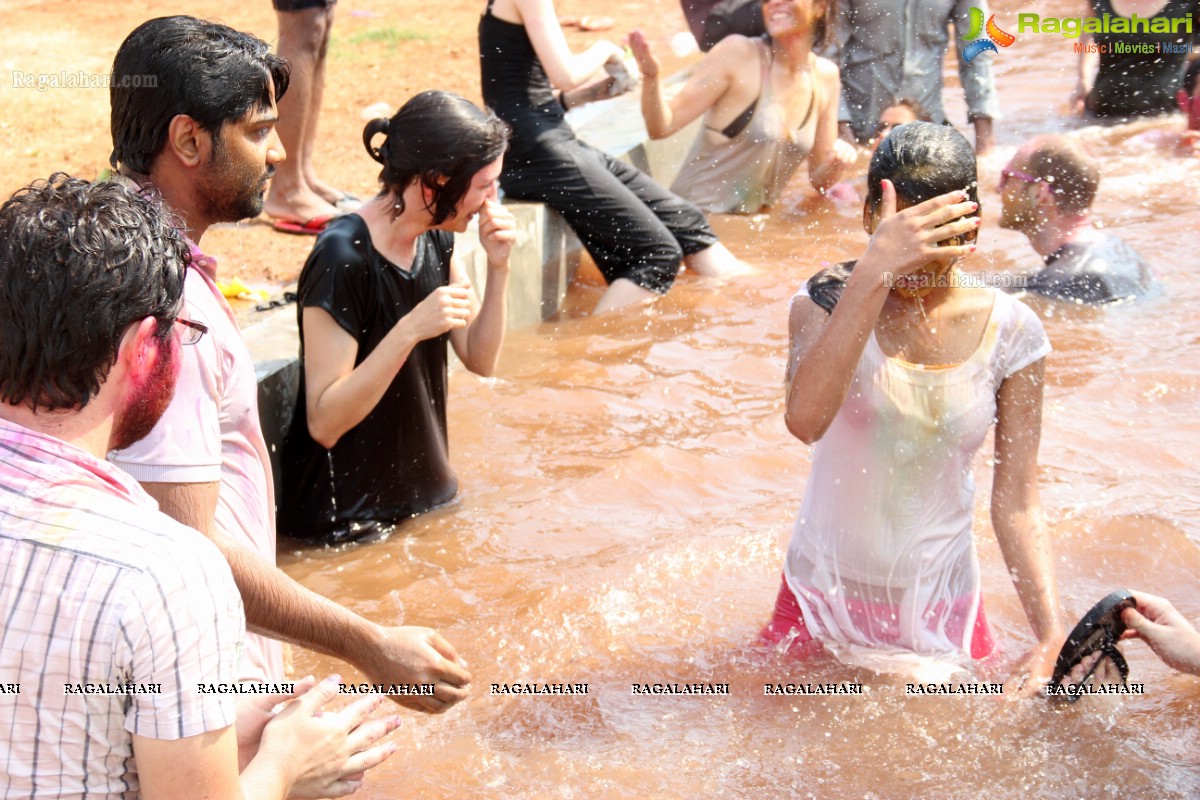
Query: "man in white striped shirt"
0 175 399 799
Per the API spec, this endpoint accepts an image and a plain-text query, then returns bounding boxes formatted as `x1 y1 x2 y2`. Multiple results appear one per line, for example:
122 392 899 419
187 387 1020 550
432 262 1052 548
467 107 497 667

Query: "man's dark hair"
1026 135 1099 216
110 16 290 174
866 121 979 214
363 90 510 224
0 174 189 411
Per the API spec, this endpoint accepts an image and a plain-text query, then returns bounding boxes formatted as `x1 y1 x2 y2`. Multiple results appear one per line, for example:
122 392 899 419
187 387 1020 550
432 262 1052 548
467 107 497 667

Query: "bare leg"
682 242 752 277
301 5 346 204
264 6 340 222
592 278 658 314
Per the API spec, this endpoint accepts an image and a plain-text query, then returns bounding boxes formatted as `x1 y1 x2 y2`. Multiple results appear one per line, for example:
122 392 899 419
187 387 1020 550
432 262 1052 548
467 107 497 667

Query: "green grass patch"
344 27 431 46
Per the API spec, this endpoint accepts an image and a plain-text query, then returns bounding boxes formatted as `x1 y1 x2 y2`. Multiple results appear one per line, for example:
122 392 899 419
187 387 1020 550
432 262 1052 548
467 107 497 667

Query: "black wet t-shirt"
1087 0 1198 117
279 214 457 543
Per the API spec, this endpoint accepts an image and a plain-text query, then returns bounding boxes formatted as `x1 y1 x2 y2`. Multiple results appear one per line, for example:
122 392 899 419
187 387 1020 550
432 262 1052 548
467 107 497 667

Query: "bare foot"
305 173 359 207
592 277 657 314
579 15 614 31
683 242 753 278
559 15 614 31
263 185 341 224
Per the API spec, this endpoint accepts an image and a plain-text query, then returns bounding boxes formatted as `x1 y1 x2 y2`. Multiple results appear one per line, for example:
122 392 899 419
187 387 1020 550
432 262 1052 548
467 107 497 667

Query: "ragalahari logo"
962 7 1016 63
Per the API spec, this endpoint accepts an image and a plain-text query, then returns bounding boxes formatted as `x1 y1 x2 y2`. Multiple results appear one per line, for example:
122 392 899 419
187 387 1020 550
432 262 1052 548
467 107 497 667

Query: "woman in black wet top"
1073 0 1198 117
479 0 744 313
280 91 515 543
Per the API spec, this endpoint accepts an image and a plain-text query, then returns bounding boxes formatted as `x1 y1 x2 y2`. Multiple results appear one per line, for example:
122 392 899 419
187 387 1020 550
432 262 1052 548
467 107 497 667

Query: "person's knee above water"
0 175 399 800
768 121 1066 692
630 0 858 214
106 14 471 713
479 0 743 314
280 90 515 544
834 0 999 154
999 134 1153 304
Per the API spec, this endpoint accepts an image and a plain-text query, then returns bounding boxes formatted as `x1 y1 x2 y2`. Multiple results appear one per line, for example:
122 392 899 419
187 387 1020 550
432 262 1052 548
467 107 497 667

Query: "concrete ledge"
249 74 700 485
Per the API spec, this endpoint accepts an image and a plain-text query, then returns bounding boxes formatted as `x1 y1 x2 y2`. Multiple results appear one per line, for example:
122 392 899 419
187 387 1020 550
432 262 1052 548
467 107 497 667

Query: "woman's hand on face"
628 29 659 77
479 199 517 265
859 180 979 281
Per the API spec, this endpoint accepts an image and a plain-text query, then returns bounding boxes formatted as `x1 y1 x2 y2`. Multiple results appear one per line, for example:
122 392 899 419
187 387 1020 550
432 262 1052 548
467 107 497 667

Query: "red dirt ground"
0 0 696 288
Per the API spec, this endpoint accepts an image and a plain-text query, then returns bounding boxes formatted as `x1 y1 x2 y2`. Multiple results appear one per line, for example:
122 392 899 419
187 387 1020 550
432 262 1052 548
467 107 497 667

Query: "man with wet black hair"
107 15 471 709
999 134 1152 304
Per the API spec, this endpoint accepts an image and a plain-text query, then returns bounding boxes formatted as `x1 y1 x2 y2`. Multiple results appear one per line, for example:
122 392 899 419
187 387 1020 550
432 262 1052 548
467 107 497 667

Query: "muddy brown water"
276 0 1200 796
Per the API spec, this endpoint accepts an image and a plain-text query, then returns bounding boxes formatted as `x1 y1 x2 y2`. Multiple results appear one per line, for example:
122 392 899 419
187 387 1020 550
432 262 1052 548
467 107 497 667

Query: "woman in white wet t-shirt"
762 122 1067 693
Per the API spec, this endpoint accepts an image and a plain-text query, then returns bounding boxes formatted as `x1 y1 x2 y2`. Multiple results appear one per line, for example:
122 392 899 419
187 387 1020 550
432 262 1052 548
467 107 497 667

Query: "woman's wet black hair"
808 122 978 312
363 90 510 224
865 121 978 216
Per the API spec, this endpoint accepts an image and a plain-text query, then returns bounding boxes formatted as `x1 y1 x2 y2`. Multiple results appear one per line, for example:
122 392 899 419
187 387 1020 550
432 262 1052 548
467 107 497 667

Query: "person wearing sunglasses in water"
999 134 1153 305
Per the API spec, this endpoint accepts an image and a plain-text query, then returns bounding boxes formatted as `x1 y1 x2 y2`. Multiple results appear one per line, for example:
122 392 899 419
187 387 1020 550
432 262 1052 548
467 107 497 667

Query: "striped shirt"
0 418 243 799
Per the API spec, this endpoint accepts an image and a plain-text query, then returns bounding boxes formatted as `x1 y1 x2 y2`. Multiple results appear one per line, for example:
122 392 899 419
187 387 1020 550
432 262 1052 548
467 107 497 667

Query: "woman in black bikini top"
630 0 858 214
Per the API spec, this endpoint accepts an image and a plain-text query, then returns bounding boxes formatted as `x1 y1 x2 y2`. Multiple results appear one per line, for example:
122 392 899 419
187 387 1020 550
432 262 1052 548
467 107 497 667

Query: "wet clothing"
111 242 282 683
681 0 766 52
782 287 1050 674
761 575 996 660
280 215 457 544
2 418 242 798
479 2 718 293
1085 0 1197 117
834 0 1001 140
671 40 821 214
1027 232 1153 304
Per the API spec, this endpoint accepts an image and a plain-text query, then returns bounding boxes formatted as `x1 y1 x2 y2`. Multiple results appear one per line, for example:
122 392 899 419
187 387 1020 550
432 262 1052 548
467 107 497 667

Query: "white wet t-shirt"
784 288 1050 676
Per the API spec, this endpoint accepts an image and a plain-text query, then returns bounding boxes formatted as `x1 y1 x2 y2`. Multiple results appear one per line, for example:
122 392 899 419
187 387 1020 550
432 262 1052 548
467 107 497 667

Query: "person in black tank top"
280 91 515 544
1076 0 1198 117
480 0 744 313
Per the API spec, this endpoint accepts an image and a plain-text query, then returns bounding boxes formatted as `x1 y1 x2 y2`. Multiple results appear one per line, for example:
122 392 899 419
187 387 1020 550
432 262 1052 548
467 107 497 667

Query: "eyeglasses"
174 317 208 345
999 167 1055 192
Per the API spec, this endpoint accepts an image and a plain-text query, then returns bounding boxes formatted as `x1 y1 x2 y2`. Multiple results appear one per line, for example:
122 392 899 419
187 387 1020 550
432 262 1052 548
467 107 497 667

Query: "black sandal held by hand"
1047 590 1135 704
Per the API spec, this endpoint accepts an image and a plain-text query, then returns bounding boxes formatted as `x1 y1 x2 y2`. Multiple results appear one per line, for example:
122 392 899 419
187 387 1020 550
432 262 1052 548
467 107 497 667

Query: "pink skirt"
759 574 996 660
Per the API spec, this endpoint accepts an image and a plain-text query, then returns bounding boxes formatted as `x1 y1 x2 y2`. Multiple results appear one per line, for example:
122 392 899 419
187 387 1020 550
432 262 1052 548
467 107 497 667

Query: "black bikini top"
705 37 817 140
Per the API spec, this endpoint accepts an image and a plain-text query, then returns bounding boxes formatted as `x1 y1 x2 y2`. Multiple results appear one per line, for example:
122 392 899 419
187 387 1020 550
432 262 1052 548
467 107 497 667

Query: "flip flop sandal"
1047 589 1135 704
559 15 614 31
270 215 337 235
